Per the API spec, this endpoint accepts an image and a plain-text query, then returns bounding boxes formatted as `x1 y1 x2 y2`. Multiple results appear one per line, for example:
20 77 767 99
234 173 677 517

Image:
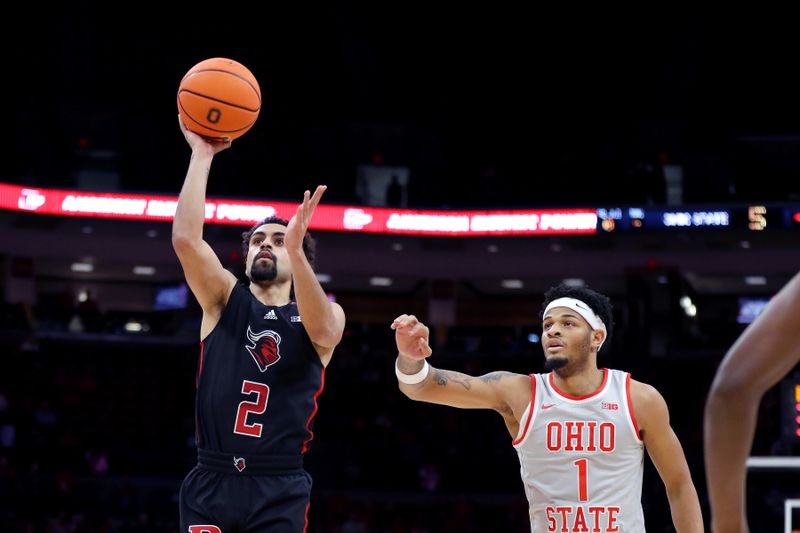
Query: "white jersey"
513 368 645 533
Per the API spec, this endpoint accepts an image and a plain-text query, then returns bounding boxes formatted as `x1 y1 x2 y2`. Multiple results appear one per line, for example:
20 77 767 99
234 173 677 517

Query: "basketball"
177 58 261 141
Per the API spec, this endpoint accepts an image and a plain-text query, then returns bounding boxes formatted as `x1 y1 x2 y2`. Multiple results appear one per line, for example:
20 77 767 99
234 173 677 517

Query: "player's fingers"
409 323 429 338
309 185 327 209
393 314 418 331
299 191 313 222
391 314 409 329
403 321 420 334
418 337 433 357
178 116 198 141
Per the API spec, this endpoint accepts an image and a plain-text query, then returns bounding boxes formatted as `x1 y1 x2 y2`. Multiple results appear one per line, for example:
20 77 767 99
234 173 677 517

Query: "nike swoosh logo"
541 404 556 410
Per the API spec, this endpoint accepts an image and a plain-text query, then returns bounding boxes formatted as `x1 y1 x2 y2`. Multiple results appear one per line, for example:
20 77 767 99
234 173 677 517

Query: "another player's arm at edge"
704 271 800 533
393 315 528 433
172 118 237 336
631 380 703 532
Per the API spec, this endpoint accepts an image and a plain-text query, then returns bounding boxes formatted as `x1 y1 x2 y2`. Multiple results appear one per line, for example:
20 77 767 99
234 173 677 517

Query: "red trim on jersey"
512 374 537 445
625 373 642 440
301 367 326 454
303 501 310 532
196 341 205 388
548 368 609 400
195 341 205 447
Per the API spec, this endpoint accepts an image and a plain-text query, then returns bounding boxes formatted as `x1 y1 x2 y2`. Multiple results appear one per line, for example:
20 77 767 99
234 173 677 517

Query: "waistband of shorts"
197 448 304 475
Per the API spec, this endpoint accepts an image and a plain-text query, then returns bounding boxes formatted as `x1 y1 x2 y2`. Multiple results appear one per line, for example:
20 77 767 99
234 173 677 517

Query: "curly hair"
241 216 317 270
541 283 614 351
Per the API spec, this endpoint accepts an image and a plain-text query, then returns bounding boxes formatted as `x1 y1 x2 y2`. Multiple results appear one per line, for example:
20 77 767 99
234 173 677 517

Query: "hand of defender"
391 314 433 360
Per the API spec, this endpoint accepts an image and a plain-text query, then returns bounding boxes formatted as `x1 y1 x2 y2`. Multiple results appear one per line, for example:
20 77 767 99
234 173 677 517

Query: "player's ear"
592 329 606 351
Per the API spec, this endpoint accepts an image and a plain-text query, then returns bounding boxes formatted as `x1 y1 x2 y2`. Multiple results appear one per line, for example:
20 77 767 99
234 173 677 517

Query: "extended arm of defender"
704 271 800 532
172 118 237 315
393 315 525 413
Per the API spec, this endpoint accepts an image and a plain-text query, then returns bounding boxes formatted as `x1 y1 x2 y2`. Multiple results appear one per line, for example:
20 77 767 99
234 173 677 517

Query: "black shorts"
180 449 312 533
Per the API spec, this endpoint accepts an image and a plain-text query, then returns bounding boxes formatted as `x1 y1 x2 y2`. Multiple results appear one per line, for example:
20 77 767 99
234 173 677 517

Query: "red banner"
0 183 597 236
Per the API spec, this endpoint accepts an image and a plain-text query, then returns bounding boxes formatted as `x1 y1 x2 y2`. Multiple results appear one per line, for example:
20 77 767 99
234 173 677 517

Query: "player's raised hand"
286 186 326 255
178 116 231 156
391 314 433 360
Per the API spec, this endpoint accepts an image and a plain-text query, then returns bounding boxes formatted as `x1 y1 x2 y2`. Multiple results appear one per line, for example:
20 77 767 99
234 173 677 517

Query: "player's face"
541 308 595 373
245 224 292 284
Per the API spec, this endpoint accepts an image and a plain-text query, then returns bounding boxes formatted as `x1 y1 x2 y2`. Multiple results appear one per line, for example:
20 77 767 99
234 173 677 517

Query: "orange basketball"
177 58 261 141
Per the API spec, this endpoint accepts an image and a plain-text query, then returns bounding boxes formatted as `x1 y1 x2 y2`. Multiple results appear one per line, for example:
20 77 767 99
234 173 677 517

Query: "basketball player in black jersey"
173 118 346 532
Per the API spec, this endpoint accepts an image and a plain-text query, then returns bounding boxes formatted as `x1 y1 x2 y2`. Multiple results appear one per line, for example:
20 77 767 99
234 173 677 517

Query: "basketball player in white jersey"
392 283 703 532
705 271 800 532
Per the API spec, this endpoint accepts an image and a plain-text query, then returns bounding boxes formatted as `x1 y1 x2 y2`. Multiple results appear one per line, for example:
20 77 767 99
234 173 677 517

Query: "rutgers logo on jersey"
245 326 282 372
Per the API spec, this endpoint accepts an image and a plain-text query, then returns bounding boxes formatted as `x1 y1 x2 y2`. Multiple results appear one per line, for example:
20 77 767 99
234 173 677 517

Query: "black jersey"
195 283 325 456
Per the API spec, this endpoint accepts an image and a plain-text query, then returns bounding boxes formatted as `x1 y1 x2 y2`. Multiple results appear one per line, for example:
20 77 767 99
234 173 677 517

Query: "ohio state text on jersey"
513 369 644 533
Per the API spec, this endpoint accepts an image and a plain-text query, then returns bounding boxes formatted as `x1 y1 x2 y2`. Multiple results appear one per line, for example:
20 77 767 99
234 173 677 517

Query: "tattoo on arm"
478 371 514 384
434 369 472 390
434 370 515 390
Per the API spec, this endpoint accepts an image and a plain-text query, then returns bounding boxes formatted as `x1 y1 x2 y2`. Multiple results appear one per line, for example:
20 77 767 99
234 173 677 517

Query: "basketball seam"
178 100 257 134
178 89 260 113
180 68 262 105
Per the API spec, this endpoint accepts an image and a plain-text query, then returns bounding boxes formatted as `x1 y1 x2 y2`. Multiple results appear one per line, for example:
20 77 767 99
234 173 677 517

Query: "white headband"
544 297 606 334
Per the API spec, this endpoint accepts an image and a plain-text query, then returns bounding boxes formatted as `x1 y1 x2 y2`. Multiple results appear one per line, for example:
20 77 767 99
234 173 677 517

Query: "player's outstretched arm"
172 117 237 318
392 314 527 413
705 272 800 532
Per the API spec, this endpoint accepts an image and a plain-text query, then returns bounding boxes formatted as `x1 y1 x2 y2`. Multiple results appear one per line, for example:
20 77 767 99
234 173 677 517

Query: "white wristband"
395 359 430 385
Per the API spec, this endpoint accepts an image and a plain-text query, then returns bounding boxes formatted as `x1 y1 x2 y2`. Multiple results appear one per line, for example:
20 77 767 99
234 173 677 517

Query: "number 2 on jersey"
234 380 269 437
574 458 588 501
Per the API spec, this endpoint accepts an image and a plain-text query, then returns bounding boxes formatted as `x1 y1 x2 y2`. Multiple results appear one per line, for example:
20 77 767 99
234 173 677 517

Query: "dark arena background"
2 4 800 532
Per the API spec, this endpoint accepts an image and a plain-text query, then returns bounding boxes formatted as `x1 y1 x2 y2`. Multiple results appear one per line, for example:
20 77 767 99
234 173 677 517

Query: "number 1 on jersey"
234 380 269 438
574 458 588 501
